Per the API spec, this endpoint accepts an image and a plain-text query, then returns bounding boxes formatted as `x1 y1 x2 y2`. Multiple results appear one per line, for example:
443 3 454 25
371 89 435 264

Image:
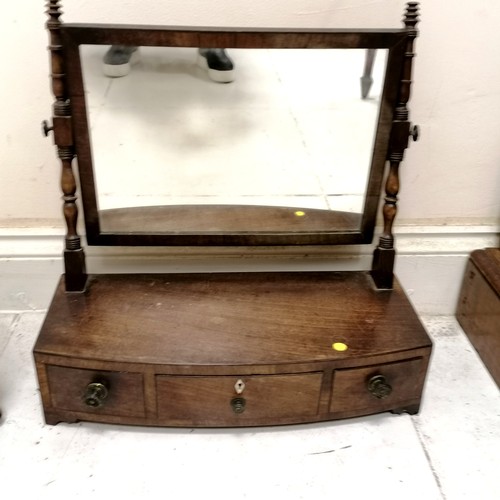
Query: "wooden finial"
403 2 420 31
46 0 63 28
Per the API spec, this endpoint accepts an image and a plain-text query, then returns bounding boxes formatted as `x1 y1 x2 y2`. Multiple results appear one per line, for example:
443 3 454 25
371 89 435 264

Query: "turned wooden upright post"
45 0 87 291
371 2 420 289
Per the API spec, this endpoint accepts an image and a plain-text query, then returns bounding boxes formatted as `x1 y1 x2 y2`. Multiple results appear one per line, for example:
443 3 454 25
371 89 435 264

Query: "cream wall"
1 1 499 316
1 0 499 228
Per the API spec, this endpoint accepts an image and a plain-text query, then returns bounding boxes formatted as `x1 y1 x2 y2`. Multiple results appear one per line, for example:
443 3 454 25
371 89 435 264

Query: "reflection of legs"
197 49 235 83
103 45 139 77
102 46 235 83
361 49 377 99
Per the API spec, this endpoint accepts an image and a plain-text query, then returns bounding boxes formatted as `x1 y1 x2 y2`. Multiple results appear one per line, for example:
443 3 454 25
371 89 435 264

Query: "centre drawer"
156 373 322 423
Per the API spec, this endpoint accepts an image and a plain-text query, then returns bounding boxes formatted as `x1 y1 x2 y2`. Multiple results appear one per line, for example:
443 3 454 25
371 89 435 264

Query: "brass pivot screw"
42 120 54 137
409 124 420 142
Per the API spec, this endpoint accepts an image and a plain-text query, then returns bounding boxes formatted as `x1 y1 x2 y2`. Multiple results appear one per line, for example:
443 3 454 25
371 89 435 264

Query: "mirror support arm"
46 0 87 292
371 1 419 289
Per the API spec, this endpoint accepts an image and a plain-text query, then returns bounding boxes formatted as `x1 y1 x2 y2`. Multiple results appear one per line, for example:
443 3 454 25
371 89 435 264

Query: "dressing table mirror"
34 1 432 427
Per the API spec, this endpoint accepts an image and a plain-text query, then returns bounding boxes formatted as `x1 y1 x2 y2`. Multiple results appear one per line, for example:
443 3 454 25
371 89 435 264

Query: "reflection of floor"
99 204 362 234
81 46 386 214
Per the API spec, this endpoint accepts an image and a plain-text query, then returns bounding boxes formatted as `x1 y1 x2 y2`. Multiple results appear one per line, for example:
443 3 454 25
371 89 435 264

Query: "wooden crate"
457 248 500 387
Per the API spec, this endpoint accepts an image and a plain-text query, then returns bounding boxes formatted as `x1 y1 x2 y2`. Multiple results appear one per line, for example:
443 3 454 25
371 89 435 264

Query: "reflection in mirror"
80 46 387 233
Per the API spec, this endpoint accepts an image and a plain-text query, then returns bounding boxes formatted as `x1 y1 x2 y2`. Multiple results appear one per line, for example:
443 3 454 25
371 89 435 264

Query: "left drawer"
46 365 146 418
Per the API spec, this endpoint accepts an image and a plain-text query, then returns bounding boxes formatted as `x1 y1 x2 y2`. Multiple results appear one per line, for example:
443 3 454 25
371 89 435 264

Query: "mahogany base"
34 271 432 427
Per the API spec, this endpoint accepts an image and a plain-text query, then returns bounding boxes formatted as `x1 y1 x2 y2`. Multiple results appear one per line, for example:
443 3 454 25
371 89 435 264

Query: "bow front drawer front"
46 365 146 418
156 373 323 425
330 358 426 415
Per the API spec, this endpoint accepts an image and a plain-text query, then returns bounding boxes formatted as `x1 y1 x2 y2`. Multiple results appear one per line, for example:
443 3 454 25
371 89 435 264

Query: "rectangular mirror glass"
80 45 387 234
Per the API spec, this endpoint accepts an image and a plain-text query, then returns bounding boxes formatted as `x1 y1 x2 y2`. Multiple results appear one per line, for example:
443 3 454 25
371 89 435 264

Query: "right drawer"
330 358 424 414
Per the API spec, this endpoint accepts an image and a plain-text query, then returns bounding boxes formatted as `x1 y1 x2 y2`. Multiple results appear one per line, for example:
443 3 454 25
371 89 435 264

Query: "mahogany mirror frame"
60 25 409 247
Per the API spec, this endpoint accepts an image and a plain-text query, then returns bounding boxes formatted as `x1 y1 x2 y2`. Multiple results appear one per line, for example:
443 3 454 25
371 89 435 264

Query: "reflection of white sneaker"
102 46 139 77
197 49 235 83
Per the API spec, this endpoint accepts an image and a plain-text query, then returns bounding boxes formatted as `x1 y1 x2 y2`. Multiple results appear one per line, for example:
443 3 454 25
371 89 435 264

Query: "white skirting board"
0 225 498 315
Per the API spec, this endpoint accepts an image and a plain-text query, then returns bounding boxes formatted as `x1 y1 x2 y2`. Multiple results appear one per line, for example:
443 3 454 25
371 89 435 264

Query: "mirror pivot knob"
42 120 54 137
409 124 420 142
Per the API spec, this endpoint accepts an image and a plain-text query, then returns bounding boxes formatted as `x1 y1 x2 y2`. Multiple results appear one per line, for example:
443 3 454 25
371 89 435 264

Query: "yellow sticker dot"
295 211 306 217
332 342 348 352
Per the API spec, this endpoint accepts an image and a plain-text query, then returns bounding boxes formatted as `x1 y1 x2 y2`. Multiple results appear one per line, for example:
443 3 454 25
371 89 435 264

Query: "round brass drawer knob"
367 375 392 399
84 382 109 408
230 397 246 414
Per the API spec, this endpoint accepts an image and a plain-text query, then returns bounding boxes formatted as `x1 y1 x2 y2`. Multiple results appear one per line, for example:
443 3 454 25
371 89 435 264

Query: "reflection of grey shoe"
197 49 235 83
103 46 139 77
